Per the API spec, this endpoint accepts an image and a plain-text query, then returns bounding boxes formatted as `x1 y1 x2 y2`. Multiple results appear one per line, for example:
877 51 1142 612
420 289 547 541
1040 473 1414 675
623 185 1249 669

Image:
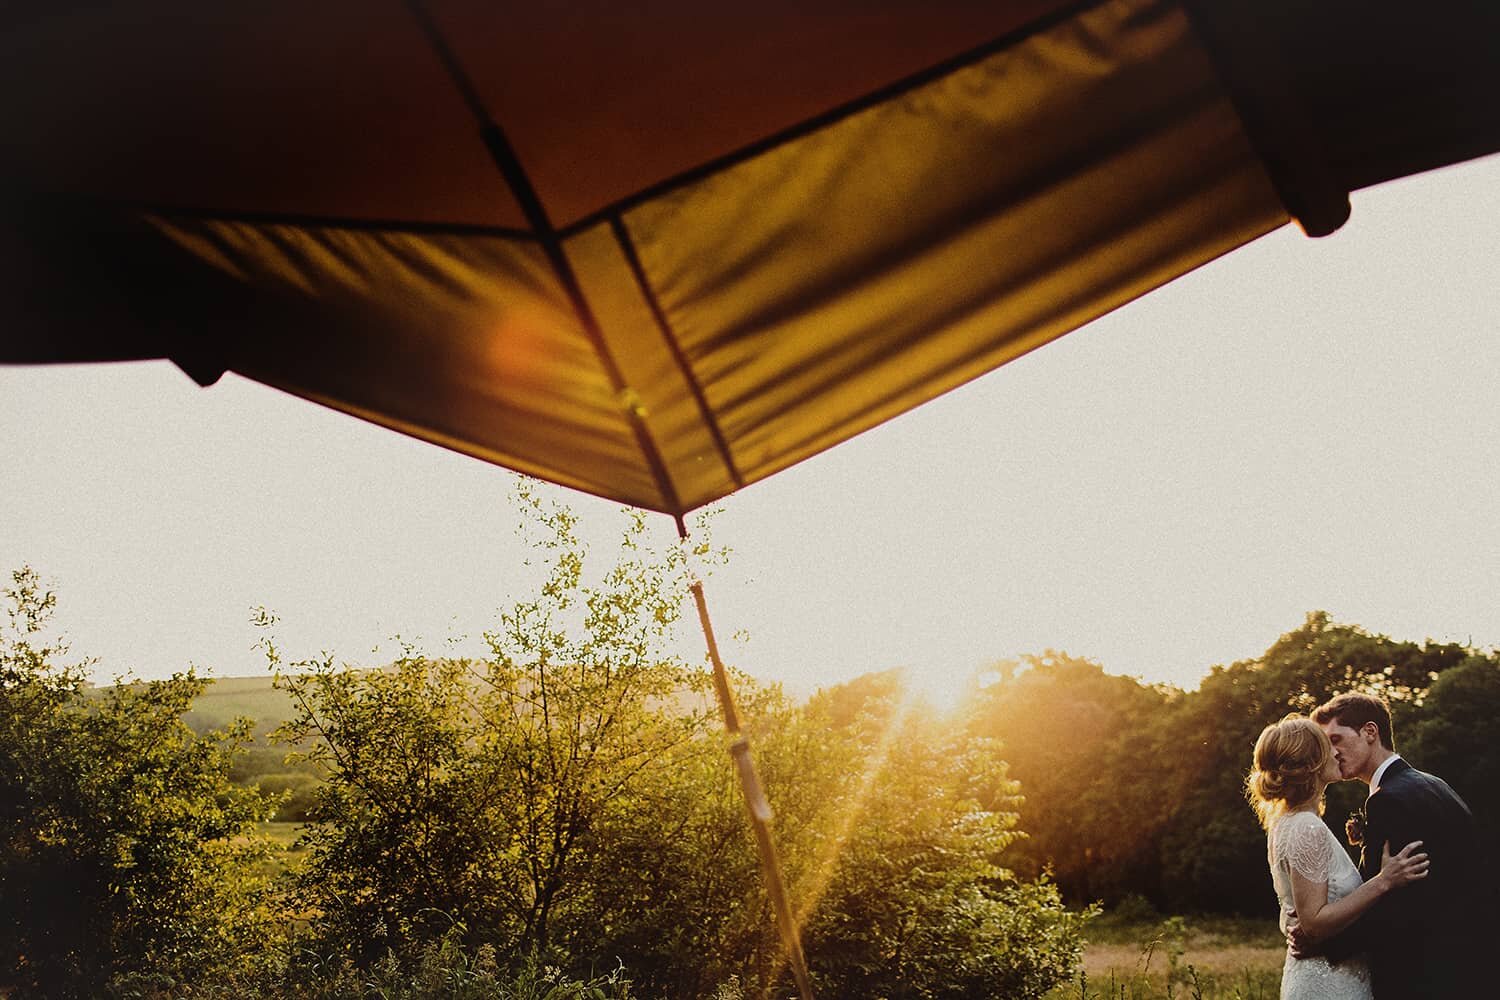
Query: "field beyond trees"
5 491 1499 998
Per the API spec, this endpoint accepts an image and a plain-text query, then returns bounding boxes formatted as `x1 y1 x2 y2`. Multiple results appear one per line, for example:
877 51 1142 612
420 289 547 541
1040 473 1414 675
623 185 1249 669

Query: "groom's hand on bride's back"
1378 840 1430 888
1289 920 1356 963
1291 839 1429 962
1285 919 1320 959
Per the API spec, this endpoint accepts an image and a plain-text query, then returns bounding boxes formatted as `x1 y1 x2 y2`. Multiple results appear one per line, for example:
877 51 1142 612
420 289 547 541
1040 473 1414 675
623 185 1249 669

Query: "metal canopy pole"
678 519 815 1000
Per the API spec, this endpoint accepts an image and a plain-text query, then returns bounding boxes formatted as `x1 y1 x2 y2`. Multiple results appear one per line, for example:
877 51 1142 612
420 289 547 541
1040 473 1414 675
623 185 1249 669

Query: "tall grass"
1048 965 1281 1000
171 938 644 999
1042 912 1283 1000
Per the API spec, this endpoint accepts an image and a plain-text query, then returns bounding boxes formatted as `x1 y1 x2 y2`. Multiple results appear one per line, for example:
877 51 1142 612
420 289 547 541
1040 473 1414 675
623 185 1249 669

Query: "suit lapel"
1375 757 1412 790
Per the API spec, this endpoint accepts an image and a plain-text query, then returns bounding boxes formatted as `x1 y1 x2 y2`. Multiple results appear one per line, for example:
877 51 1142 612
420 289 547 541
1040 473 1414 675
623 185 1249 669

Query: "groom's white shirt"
1368 753 1402 796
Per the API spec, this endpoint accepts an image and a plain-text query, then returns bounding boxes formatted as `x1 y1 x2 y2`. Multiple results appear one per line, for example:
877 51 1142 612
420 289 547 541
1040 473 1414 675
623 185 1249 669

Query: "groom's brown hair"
1312 692 1394 751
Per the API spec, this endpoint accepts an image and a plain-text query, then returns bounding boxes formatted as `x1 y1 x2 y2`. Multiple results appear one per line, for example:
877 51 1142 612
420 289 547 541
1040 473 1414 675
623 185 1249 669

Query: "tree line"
969 618 1500 914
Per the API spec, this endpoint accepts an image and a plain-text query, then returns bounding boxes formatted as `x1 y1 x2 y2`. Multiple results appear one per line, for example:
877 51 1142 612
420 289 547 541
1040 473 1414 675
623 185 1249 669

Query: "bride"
1247 715 1428 999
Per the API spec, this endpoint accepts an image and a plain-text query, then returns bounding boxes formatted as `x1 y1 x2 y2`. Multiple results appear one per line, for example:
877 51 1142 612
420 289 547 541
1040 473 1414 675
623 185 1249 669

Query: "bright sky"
4 155 1497 704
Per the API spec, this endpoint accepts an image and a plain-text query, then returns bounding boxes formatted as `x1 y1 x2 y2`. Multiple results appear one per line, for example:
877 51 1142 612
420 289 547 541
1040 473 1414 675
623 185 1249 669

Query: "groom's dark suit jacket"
1324 758 1485 998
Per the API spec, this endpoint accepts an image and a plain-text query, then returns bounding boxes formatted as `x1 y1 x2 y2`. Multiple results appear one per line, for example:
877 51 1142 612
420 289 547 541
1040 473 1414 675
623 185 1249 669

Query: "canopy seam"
609 215 746 493
403 0 684 514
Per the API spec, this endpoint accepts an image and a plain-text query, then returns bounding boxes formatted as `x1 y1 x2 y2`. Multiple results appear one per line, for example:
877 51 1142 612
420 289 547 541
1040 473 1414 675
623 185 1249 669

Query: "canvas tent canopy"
6 0 1495 518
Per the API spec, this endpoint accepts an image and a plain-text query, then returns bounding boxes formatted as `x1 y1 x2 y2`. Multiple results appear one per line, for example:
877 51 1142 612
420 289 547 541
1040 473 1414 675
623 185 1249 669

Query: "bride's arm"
1291 840 1428 941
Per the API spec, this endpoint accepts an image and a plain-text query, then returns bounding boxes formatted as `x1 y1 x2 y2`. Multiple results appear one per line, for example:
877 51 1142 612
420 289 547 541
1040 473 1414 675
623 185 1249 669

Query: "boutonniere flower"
1346 807 1366 846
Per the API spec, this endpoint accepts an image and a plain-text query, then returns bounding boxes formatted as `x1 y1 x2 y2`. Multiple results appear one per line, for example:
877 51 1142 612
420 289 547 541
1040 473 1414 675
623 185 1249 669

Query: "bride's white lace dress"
1268 810 1373 999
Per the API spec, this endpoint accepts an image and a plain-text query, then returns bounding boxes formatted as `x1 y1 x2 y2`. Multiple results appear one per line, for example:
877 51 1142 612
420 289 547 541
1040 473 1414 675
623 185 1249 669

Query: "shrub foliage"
0 568 277 998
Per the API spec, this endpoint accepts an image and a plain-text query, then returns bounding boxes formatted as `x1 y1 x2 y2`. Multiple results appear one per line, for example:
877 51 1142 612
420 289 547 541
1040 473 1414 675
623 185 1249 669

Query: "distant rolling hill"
183 674 300 740
178 675 323 816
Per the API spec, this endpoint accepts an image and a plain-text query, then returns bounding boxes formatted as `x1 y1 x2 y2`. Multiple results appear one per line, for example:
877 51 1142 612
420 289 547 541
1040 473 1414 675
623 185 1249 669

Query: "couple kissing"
1248 693 1484 999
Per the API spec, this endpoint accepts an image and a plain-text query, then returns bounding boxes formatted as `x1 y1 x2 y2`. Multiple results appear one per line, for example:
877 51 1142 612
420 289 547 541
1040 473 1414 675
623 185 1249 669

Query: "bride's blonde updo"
1246 714 1332 829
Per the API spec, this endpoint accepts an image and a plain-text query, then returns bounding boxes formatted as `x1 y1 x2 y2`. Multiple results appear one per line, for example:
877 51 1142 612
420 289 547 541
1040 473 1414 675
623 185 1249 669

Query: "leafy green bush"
790 681 1094 999
567 670 1093 999
1108 895 1161 926
0 568 279 998
267 491 722 970
254 771 322 822
227 743 324 785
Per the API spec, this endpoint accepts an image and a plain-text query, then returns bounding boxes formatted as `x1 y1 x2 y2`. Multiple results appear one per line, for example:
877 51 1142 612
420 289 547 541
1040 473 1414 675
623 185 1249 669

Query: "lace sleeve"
1275 813 1334 884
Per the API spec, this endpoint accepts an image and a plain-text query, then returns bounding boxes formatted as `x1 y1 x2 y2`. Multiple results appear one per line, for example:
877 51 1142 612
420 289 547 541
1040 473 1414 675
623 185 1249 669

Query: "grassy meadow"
1045 911 1284 1000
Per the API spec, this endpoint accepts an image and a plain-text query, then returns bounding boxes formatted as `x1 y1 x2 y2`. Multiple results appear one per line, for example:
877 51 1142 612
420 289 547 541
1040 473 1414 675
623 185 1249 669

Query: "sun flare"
899 661 975 717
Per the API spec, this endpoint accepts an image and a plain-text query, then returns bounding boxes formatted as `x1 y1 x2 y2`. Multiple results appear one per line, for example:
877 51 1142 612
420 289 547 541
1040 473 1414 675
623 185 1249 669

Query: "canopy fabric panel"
128 0 1282 513
4 0 1497 514
1 0 1067 231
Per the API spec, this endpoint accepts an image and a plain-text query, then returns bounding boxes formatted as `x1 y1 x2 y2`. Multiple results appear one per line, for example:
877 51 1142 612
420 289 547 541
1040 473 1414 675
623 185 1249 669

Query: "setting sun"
897 661 977 717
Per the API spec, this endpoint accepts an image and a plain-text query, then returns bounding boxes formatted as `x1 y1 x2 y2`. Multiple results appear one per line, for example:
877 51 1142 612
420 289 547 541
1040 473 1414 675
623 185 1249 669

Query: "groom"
1299 692 1484 997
